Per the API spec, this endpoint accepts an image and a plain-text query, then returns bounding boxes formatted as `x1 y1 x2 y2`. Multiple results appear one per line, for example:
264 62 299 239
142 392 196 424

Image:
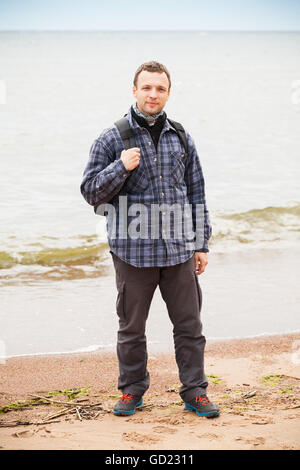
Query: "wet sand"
0 333 299 450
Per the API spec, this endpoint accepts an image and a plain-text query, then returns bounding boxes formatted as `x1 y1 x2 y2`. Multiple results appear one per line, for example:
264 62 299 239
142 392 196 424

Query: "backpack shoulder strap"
167 118 188 154
114 117 136 150
114 115 188 154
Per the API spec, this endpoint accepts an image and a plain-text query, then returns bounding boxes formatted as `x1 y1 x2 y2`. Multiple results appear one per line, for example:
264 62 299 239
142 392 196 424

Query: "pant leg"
158 256 208 402
111 252 159 397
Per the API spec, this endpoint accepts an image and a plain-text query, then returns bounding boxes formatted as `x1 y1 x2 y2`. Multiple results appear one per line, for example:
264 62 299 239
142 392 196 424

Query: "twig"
0 419 61 428
76 407 82 421
42 407 77 422
29 394 103 408
281 374 300 381
29 394 78 407
0 394 105 428
243 391 257 399
80 401 103 408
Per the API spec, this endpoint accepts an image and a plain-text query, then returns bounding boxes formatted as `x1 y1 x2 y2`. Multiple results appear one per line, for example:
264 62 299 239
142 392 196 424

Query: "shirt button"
181 153 185 158
123 173 127 177
154 158 157 162
160 175 162 179
161 192 164 197
148 141 152 146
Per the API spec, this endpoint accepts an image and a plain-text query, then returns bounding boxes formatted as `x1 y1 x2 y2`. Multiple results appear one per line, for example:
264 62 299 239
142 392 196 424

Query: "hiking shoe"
113 394 143 416
184 394 220 418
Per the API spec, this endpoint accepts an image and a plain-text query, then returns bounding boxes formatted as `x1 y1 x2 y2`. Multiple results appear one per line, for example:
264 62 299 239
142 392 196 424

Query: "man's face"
133 71 170 115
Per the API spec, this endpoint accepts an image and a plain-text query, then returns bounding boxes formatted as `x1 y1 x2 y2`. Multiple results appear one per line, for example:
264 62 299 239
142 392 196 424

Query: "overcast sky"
0 0 299 31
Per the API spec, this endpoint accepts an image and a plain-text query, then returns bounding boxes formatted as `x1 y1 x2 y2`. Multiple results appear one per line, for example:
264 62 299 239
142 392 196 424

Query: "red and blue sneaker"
113 394 143 416
184 394 220 418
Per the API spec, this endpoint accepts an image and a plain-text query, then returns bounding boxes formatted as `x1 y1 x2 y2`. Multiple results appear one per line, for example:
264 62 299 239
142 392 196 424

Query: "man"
80 61 219 418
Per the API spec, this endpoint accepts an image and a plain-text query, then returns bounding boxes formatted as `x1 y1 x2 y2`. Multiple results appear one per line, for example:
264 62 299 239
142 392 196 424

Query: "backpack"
114 116 188 154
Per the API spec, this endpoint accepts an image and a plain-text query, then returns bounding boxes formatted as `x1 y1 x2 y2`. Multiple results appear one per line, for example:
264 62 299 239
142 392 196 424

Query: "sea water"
0 32 299 357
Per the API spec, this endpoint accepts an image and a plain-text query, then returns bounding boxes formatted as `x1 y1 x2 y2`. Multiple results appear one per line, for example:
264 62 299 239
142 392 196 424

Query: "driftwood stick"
42 407 77 422
0 419 61 428
243 391 257 399
76 407 82 421
29 394 79 406
281 374 300 381
29 394 103 408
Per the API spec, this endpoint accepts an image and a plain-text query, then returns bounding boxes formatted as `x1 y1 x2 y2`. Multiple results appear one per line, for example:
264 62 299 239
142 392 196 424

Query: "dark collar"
130 105 167 130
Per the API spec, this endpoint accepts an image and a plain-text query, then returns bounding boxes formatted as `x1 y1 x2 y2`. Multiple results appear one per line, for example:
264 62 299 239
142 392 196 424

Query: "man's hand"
194 252 208 275
121 147 141 171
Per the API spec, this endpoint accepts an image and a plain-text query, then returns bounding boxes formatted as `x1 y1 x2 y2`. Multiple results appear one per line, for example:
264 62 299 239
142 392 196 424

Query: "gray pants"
111 252 208 402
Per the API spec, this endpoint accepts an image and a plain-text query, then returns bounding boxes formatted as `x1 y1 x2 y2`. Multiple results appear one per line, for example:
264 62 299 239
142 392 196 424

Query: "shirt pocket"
170 151 186 185
125 167 149 194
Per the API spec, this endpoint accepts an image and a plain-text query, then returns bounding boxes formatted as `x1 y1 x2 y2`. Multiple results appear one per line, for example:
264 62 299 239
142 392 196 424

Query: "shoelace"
120 393 134 403
195 395 210 405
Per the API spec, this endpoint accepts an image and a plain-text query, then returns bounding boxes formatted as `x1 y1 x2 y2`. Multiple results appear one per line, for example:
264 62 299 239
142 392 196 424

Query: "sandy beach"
0 332 299 450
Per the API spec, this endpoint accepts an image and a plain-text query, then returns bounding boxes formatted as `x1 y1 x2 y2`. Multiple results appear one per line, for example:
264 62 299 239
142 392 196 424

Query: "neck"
133 102 164 126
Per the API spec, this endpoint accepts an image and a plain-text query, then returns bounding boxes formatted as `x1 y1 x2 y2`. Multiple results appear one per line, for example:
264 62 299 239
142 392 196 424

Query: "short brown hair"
133 61 171 90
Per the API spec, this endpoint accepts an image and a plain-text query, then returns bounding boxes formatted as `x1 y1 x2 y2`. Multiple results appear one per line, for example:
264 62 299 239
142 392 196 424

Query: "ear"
132 86 137 98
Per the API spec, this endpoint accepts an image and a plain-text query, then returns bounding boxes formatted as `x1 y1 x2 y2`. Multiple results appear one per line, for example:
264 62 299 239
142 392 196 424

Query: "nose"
149 88 158 99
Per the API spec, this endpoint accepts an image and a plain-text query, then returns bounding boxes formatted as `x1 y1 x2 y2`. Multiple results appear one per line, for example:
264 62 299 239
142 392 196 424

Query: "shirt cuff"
116 158 130 178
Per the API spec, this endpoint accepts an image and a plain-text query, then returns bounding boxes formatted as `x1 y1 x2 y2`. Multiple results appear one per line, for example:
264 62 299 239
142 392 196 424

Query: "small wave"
2 343 115 360
211 202 300 248
0 242 108 269
219 203 300 222
1 203 299 272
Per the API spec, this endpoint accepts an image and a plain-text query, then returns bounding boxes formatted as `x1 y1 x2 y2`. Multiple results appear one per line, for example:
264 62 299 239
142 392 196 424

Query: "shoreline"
3 245 300 360
1 332 299 450
3 330 300 361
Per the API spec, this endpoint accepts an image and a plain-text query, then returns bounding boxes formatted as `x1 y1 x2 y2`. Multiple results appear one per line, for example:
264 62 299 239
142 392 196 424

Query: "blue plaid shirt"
80 107 212 267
